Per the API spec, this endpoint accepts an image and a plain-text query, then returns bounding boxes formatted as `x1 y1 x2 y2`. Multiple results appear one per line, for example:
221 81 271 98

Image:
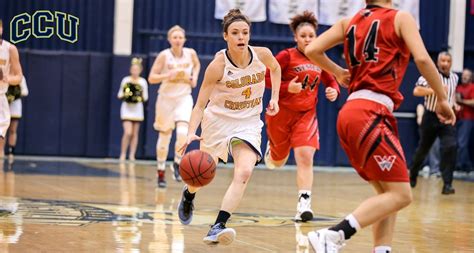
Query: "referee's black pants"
410 110 457 185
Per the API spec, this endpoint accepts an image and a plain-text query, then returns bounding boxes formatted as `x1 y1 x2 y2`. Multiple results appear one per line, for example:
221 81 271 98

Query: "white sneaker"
264 141 288 170
0 201 19 214
295 196 313 222
308 228 345 253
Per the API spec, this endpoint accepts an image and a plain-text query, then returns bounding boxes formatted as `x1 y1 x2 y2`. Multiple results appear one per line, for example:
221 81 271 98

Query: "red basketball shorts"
265 106 319 161
337 99 409 182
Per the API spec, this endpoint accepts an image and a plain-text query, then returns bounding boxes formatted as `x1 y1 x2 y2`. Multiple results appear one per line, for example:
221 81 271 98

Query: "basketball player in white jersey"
0 76 28 161
0 19 23 159
177 9 281 245
148 25 201 188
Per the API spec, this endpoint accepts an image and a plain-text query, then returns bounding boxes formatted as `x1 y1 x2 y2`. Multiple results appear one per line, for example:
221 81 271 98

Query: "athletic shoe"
157 170 167 188
295 195 313 222
170 162 182 182
203 222 236 245
177 186 194 225
308 228 345 253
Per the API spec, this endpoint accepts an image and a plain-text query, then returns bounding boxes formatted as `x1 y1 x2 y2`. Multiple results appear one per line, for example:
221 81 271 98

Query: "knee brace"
157 131 172 162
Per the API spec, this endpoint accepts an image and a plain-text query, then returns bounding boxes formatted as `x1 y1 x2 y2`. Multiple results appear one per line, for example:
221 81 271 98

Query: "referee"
410 51 458 195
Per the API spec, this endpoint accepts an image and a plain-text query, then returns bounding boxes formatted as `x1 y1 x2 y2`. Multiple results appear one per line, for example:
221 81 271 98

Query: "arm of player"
7 45 23 85
305 18 350 87
397 11 455 125
178 55 223 154
257 47 281 116
190 49 201 88
148 52 172 85
142 79 149 102
265 49 289 91
321 70 340 102
20 76 29 97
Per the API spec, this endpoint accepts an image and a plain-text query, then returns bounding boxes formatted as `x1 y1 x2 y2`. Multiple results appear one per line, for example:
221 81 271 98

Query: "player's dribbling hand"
335 68 350 88
325 87 338 102
435 100 456 126
178 134 203 155
287 76 302 93
266 99 279 116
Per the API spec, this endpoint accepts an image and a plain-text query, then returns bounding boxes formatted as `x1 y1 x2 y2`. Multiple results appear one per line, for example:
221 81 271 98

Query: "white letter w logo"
373 155 396 171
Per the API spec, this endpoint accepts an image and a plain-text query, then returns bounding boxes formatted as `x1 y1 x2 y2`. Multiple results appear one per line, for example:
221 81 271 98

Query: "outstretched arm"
305 18 350 87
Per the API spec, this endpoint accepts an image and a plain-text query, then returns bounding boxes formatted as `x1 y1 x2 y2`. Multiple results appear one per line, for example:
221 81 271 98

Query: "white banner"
393 0 420 27
269 0 319 24
214 0 267 22
319 0 420 27
319 0 365 26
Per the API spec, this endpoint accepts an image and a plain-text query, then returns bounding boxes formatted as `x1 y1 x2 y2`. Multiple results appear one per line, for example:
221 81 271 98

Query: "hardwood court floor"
0 158 473 252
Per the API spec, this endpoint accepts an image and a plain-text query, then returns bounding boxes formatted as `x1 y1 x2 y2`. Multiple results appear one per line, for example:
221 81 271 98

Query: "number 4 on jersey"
242 87 252 99
347 20 380 67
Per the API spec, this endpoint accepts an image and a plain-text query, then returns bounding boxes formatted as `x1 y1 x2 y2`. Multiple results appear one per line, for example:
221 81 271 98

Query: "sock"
298 190 311 200
329 214 360 240
373 246 391 253
174 156 182 165
157 170 165 178
184 188 195 201
214 210 231 225
157 161 166 171
346 214 361 231
7 146 14 155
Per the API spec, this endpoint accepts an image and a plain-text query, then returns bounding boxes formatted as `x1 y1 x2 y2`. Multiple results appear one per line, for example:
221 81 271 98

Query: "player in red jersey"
304 0 456 252
263 11 339 222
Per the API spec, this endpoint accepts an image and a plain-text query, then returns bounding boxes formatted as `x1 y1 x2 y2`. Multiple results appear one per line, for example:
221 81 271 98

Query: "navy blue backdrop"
1 0 473 166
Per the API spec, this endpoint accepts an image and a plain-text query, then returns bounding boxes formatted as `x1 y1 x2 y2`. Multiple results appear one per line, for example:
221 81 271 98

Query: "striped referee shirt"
415 71 458 112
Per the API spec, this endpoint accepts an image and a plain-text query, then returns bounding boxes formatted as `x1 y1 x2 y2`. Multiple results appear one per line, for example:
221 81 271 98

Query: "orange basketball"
179 150 216 187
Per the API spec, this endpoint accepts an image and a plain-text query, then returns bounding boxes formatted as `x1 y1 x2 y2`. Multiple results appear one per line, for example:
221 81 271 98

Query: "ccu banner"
10 11 79 44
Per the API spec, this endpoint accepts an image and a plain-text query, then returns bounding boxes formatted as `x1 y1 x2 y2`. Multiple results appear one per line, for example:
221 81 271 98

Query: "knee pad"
176 123 188 138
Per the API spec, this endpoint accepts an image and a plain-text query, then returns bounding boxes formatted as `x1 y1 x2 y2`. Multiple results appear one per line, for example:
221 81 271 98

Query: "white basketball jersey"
159 47 194 98
205 46 266 119
0 40 11 94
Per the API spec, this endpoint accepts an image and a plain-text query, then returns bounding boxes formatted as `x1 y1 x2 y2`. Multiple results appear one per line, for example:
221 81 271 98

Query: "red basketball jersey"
343 6 410 109
266 48 339 112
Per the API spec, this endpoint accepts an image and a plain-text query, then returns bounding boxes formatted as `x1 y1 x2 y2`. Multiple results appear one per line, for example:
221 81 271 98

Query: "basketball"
179 150 216 187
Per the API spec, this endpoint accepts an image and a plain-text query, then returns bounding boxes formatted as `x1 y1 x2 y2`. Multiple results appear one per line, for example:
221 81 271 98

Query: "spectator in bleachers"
117 57 148 161
455 68 474 172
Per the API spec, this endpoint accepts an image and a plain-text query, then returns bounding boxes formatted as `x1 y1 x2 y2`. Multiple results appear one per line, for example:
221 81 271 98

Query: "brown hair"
0 19 2 27
222 9 251 33
289 11 318 34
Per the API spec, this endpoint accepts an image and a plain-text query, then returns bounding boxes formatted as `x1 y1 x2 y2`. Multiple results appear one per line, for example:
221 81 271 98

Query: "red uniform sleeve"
320 70 340 94
265 49 290 89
